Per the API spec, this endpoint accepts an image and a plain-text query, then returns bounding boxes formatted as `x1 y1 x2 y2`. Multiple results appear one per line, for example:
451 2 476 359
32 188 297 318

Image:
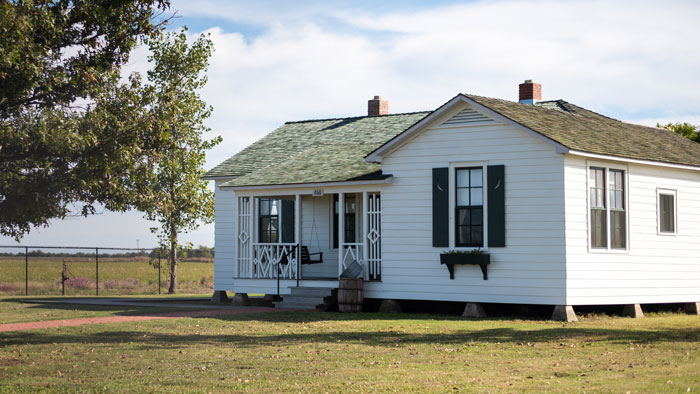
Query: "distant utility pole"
137 239 140 251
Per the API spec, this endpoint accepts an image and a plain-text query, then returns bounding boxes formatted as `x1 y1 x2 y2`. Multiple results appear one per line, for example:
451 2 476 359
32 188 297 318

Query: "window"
333 194 356 248
258 198 279 243
658 190 676 234
456 167 483 247
588 166 627 250
589 167 606 248
609 169 626 249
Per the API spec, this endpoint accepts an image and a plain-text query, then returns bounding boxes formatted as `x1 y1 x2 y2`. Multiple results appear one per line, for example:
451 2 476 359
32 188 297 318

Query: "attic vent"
441 108 493 126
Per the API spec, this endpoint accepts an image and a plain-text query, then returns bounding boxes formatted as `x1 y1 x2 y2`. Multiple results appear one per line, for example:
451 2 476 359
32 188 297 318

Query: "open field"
1 298 699 393
0 257 213 296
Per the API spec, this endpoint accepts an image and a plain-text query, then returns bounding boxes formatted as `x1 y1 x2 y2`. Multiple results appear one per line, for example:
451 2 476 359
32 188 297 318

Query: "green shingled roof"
206 112 429 186
208 94 700 188
464 94 700 168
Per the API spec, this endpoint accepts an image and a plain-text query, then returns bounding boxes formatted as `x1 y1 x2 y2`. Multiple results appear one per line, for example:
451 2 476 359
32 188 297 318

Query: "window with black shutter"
432 165 505 249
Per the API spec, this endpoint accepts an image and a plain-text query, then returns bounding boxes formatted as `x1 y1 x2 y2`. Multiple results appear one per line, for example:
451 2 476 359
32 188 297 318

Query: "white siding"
564 156 700 305
213 180 236 290
375 103 567 305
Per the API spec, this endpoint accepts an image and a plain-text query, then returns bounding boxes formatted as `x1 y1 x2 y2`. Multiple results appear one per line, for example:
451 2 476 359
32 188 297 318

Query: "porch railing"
252 243 298 279
340 243 363 274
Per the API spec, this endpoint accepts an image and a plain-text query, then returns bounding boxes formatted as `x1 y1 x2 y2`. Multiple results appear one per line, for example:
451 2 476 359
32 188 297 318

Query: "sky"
3 0 700 250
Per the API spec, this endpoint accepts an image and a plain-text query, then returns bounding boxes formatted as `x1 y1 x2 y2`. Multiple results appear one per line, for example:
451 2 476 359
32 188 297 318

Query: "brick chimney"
519 80 541 104
368 96 388 116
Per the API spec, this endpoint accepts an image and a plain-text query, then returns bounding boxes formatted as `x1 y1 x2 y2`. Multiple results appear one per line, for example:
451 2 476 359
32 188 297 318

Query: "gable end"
440 107 494 127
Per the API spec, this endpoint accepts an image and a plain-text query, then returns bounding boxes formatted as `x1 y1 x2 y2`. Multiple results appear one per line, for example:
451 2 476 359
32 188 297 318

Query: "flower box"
439 253 490 280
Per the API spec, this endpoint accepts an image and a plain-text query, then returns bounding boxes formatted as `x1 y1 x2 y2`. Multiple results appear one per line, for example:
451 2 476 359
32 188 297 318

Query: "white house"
204 81 700 321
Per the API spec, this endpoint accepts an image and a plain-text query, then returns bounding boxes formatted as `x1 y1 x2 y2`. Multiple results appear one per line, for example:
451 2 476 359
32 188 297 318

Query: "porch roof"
208 112 430 187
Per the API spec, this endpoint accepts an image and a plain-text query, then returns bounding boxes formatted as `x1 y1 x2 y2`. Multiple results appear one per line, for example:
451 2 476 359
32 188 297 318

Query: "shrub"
102 278 139 289
64 277 95 289
0 283 18 293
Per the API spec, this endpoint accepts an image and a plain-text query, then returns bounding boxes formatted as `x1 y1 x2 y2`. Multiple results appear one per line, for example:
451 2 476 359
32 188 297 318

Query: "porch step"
289 286 335 297
273 287 337 311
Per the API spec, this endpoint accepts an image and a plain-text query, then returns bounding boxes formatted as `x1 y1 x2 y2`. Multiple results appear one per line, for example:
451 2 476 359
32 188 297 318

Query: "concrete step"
273 301 320 310
279 295 327 304
274 286 339 311
288 287 336 297
274 303 318 310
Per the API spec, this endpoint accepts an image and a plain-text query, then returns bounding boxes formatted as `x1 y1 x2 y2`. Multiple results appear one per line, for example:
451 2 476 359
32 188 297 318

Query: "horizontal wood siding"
375 103 567 305
564 155 700 304
214 180 236 291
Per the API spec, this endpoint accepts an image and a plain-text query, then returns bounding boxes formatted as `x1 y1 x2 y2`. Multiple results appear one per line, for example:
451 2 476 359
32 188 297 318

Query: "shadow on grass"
0 298 205 316
1 311 698 349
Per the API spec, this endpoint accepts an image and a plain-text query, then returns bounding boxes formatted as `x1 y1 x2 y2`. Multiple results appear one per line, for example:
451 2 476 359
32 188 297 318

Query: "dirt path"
0 308 278 332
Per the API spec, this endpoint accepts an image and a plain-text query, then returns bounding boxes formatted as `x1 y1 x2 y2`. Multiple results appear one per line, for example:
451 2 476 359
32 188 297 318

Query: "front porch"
234 190 382 284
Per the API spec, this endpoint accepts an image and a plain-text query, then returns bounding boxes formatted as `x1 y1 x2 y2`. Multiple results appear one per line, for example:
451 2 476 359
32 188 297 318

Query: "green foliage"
0 0 171 240
659 122 700 143
443 248 484 255
138 28 221 293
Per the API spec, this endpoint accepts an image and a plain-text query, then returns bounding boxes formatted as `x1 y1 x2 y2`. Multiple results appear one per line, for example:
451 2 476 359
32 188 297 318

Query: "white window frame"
448 161 488 251
586 161 630 253
656 188 677 235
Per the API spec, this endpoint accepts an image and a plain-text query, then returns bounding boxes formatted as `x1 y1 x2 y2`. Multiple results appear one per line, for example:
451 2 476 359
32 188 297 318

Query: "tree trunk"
168 236 178 294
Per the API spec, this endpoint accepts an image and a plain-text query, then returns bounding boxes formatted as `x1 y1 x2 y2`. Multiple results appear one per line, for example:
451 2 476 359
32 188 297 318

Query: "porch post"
338 192 344 276
362 191 369 280
295 194 301 281
250 196 257 278
294 194 301 245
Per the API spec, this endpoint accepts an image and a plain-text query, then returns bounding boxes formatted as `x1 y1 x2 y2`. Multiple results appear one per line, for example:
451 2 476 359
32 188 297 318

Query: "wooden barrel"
338 278 363 312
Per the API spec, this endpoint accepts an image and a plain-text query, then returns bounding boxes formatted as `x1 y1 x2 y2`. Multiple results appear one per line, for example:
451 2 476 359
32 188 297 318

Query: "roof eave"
566 150 700 172
221 176 394 191
202 175 239 181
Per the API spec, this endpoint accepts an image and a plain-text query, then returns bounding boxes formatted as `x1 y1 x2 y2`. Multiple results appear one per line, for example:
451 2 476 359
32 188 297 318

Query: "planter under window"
440 253 490 280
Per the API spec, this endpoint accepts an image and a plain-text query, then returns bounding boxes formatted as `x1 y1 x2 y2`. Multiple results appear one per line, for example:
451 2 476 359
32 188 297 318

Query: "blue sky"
3 0 700 250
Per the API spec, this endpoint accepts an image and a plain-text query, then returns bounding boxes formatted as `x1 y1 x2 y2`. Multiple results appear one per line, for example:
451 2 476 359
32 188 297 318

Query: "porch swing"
298 196 323 265
280 196 323 265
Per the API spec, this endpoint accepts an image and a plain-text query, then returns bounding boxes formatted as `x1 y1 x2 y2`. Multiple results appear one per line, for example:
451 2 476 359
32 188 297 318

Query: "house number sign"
312 189 324 197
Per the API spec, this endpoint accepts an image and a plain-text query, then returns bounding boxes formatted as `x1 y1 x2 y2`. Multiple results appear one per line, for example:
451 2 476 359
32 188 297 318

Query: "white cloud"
166 0 700 170
8 0 700 248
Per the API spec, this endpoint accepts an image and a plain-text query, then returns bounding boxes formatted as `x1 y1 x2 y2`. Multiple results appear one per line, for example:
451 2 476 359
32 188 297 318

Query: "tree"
140 29 220 293
659 122 700 143
0 0 171 240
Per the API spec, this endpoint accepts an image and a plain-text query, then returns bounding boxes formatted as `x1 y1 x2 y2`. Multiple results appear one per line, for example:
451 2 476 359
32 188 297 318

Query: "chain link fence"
0 245 214 296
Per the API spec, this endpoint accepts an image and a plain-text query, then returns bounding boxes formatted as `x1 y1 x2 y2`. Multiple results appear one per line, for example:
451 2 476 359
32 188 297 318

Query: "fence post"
95 247 99 296
25 247 28 296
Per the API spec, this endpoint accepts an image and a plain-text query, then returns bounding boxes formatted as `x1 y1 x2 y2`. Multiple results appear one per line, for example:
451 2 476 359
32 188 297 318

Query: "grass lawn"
1 299 699 393
0 257 213 296
0 297 211 324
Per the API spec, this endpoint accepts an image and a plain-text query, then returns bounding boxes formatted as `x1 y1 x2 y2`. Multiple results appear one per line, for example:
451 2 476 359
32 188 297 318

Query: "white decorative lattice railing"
341 243 363 273
366 193 381 281
237 197 252 277
252 243 298 279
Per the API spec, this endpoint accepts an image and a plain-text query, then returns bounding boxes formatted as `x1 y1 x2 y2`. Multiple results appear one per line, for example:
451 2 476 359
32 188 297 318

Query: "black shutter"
487 165 505 247
281 200 295 243
432 167 449 247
